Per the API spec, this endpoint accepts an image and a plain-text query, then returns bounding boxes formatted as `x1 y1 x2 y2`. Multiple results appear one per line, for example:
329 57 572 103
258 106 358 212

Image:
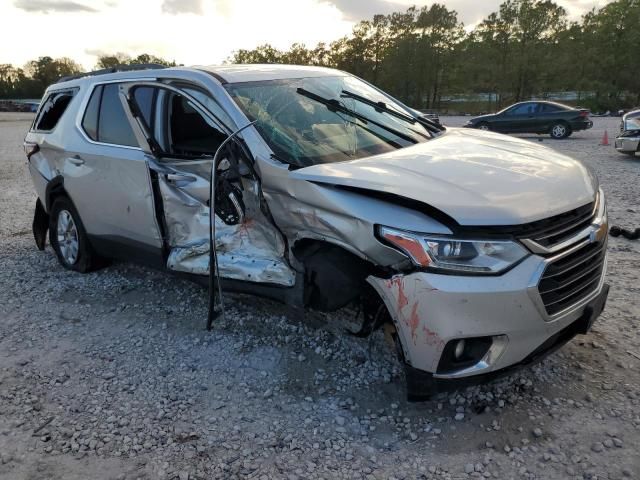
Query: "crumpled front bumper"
367 252 608 379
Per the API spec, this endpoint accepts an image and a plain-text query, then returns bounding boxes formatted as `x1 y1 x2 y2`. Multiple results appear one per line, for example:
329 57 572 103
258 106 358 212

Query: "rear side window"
81 83 138 147
33 89 78 131
540 103 562 113
82 85 102 141
98 84 138 147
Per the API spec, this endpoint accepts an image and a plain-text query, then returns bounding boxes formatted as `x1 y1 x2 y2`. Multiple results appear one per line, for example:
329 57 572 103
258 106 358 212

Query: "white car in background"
615 109 640 156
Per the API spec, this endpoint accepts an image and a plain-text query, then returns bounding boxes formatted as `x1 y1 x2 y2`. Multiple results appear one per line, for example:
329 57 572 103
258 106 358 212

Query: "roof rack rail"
56 63 168 84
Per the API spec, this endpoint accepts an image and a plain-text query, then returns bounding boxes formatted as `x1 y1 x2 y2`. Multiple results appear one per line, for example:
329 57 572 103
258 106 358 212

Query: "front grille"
456 200 596 249
526 202 595 248
538 240 606 315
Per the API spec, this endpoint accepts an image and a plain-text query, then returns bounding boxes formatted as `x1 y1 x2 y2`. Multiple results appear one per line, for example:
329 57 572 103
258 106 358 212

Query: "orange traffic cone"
600 131 610 146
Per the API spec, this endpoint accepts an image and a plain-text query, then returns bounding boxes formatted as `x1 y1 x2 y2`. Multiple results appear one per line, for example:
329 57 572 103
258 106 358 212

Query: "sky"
0 0 614 70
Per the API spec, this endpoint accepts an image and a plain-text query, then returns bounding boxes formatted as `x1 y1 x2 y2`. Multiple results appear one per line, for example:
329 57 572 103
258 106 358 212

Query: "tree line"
1 0 638 112
0 54 175 100
229 0 639 112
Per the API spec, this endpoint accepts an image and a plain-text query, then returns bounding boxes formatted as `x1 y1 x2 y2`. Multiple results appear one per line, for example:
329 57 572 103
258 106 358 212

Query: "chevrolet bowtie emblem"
590 220 608 244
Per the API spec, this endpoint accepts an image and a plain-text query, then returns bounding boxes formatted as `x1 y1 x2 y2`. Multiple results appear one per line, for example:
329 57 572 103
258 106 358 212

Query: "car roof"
197 64 345 83
50 64 346 90
511 100 571 109
538 100 572 109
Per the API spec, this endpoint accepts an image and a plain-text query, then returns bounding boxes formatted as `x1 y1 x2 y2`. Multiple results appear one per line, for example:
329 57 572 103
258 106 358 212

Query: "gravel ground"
1 113 639 480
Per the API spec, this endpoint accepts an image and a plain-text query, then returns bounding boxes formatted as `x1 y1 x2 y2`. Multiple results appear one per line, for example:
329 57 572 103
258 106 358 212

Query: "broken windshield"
225 76 432 168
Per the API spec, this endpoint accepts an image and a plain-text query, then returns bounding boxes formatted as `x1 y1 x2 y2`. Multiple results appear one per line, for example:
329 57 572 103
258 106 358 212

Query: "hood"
290 128 597 226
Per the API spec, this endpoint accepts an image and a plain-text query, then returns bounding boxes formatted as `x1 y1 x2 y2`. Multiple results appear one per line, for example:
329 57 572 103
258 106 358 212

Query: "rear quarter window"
32 88 78 132
98 84 138 147
81 83 138 147
81 85 102 141
541 104 562 113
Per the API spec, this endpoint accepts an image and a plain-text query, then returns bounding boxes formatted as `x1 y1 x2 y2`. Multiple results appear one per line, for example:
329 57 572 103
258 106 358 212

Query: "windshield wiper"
296 88 418 145
341 89 443 134
340 90 416 124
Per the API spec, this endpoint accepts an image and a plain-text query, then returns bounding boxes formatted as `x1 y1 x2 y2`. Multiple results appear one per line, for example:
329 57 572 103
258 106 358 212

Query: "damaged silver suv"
25 64 609 398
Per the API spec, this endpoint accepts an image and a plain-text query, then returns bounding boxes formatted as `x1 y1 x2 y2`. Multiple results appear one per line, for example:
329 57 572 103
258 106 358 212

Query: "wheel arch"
45 175 69 212
292 237 384 312
551 119 571 130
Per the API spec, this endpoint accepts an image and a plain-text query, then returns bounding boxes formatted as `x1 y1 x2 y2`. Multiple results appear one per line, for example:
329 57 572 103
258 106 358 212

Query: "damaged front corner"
367 274 445 373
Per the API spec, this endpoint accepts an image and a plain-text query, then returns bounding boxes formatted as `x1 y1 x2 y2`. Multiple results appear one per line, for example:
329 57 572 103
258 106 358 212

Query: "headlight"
379 226 528 274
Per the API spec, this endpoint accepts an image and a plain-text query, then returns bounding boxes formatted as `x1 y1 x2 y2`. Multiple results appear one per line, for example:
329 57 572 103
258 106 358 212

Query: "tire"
550 122 571 139
477 122 490 131
49 196 98 273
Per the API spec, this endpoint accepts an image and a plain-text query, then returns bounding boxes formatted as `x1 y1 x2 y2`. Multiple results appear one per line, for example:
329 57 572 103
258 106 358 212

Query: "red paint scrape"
408 302 420 343
423 325 445 349
386 276 409 312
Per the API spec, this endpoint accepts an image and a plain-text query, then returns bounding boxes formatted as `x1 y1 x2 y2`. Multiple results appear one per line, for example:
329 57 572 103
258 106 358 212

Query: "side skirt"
85 235 305 308
177 271 305 308
88 234 166 270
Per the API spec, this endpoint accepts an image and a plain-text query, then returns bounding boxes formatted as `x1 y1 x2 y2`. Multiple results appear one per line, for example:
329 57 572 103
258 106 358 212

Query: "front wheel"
49 197 98 273
477 122 490 131
550 123 571 139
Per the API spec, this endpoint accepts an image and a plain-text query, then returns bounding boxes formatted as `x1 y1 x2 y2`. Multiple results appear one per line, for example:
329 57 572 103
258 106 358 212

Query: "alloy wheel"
56 210 79 265
552 124 567 138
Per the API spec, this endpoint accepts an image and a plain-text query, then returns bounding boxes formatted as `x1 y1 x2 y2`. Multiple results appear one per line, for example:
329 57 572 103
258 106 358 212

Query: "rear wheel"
49 197 98 273
550 122 571 139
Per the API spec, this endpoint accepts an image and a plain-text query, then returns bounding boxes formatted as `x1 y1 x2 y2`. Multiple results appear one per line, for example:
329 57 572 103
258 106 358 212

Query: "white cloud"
323 0 404 21
13 0 98 13
161 0 203 15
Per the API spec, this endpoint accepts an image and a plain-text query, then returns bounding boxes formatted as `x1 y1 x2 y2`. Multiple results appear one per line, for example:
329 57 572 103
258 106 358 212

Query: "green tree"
414 4 465 108
281 43 314 65
470 0 567 106
581 0 640 108
96 52 176 69
96 53 131 69
24 56 83 87
4 0 640 111
129 53 177 66
229 44 283 64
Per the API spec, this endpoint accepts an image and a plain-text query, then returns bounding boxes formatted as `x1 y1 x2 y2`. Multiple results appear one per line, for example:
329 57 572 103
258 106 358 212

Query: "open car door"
117 81 296 288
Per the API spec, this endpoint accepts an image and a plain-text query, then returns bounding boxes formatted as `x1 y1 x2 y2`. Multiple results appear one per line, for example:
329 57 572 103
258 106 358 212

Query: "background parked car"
615 109 640 156
464 101 593 139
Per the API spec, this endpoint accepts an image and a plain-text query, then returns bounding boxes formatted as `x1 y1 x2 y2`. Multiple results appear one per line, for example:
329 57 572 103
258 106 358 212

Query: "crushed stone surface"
1 113 639 479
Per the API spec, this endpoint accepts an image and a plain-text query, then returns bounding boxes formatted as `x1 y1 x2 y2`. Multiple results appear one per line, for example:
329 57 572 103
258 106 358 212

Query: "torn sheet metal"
158 170 295 286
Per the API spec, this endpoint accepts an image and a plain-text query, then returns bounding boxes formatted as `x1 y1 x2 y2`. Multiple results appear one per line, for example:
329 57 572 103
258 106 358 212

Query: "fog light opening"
437 336 494 374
